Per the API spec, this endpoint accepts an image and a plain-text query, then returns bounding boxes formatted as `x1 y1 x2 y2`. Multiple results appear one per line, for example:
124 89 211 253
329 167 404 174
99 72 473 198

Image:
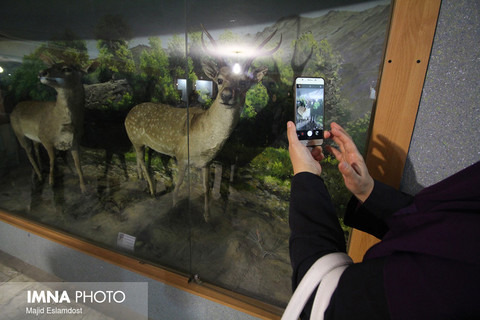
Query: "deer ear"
201 59 219 80
252 66 268 83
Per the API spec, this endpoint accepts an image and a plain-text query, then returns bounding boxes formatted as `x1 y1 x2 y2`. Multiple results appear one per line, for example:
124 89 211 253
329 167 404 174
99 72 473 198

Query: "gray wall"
401 0 480 194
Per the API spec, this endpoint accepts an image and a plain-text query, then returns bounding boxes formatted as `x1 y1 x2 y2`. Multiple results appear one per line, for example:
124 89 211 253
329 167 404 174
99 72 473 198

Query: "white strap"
281 252 352 320
310 264 349 320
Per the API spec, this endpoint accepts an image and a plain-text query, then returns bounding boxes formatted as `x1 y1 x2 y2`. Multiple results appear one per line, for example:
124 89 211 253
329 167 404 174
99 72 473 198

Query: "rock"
84 80 132 110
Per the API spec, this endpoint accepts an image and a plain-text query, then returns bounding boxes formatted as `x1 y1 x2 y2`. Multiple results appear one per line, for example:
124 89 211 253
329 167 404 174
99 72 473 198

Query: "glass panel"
0 0 392 309
0 2 192 274
185 0 392 307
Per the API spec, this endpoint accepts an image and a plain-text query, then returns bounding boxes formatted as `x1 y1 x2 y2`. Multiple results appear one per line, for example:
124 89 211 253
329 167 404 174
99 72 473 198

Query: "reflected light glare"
232 63 241 74
0 66 4 73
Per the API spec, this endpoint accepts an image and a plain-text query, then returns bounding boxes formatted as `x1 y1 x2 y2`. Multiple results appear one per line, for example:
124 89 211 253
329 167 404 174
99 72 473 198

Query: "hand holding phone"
294 77 325 146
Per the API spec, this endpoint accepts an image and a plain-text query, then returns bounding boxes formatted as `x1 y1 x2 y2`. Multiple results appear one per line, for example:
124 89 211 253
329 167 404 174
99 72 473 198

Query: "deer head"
200 25 282 110
38 61 98 90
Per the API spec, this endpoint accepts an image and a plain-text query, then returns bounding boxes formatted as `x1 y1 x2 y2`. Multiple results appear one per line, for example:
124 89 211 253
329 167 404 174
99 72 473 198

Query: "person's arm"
324 123 374 203
323 122 413 238
344 180 414 239
287 122 347 281
287 122 347 319
289 172 347 289
289 174 392 320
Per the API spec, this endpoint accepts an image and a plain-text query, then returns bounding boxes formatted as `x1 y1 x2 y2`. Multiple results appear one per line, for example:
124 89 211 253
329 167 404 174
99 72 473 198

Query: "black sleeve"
344 180 414 239
289 172 347 319
324 258 390 320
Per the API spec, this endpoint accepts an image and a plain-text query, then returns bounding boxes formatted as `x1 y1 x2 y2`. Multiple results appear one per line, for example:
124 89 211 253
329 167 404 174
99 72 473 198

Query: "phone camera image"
295 79 324 143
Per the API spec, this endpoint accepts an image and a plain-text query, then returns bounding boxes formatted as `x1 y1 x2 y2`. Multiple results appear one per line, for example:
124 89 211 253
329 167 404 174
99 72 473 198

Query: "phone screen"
295 79 324 143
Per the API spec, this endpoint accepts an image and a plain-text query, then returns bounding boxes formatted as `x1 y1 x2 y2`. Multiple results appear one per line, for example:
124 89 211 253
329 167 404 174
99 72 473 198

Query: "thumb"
287 121 299 145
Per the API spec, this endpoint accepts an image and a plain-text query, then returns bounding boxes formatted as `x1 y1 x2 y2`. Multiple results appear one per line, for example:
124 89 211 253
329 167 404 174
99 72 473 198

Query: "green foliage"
97 40 135 80
242 104 257 119
139 37 179 104
166 35 199 88
95 15 134 81
244 83 269 118
291 34 351 125
250 147 292 180
7 58 55 103
270 49 294 86
100 92 134 112
345 112 371 156
6 30 91 105
167 34 186 79
313 39 351 125
218 30 241 45
187 31 207 78
32 30 89 67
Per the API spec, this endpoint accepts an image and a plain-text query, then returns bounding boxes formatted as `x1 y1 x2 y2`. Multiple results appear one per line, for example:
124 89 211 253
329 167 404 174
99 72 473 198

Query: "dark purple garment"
364 161 480 319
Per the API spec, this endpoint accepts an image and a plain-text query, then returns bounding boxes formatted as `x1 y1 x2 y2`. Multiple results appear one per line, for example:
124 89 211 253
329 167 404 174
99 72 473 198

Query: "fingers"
287 121 323 176
338 161 356 180
325 145 342 161
330 122 359 154
323 130 332 139
311 146 324 162
286 121 300 146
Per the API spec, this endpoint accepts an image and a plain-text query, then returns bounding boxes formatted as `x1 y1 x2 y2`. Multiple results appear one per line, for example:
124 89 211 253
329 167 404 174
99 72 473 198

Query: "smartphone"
294 77 325 146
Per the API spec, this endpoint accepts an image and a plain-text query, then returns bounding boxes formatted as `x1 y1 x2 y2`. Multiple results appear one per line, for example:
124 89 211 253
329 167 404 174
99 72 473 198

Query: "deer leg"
173 161 187 207
18 137 42 181
118 153 129 181
43 143 56 186
71 147 86 193
134 144 154 195
33 142 43 172
202 166 211 222
136 146 145 179
103 150 113 179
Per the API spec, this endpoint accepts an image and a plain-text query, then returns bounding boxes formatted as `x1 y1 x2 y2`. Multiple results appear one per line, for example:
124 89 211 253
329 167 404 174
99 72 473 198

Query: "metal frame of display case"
0 0 442 318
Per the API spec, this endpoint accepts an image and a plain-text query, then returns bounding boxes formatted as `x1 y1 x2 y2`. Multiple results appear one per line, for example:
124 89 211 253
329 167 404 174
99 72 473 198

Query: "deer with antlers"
10 61 96 193
125 26 281 221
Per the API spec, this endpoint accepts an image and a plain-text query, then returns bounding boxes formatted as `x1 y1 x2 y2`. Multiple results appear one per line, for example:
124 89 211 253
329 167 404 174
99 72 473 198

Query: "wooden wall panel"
347 0 442 262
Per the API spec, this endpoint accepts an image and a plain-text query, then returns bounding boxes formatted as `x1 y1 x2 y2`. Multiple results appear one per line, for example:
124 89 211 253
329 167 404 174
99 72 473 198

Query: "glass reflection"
0 0 391 308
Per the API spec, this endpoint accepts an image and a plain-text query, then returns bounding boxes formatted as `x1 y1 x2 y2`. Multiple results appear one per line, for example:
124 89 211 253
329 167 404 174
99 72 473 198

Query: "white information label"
117 232 136 252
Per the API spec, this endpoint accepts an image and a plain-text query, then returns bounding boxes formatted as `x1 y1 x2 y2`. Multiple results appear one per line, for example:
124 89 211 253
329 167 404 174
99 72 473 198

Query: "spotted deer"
10 61 96 193
125 26 281 221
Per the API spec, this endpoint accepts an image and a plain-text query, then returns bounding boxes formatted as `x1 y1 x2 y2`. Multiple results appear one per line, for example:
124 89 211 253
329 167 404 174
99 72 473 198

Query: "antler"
291 36 314 79
200 24 282 72
201 24 227 67
244 29 282 71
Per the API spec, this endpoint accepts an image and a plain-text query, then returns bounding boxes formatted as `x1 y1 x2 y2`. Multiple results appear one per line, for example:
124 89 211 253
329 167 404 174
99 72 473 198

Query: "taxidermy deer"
125 25 281 221
10 61 96 193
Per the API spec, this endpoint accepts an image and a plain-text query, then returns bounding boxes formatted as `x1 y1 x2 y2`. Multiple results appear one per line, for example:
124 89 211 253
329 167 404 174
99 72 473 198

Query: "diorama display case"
0 0 440 318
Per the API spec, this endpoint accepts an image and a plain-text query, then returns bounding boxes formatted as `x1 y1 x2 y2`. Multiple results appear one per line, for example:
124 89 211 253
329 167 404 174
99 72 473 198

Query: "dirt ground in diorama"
0 146 293 307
